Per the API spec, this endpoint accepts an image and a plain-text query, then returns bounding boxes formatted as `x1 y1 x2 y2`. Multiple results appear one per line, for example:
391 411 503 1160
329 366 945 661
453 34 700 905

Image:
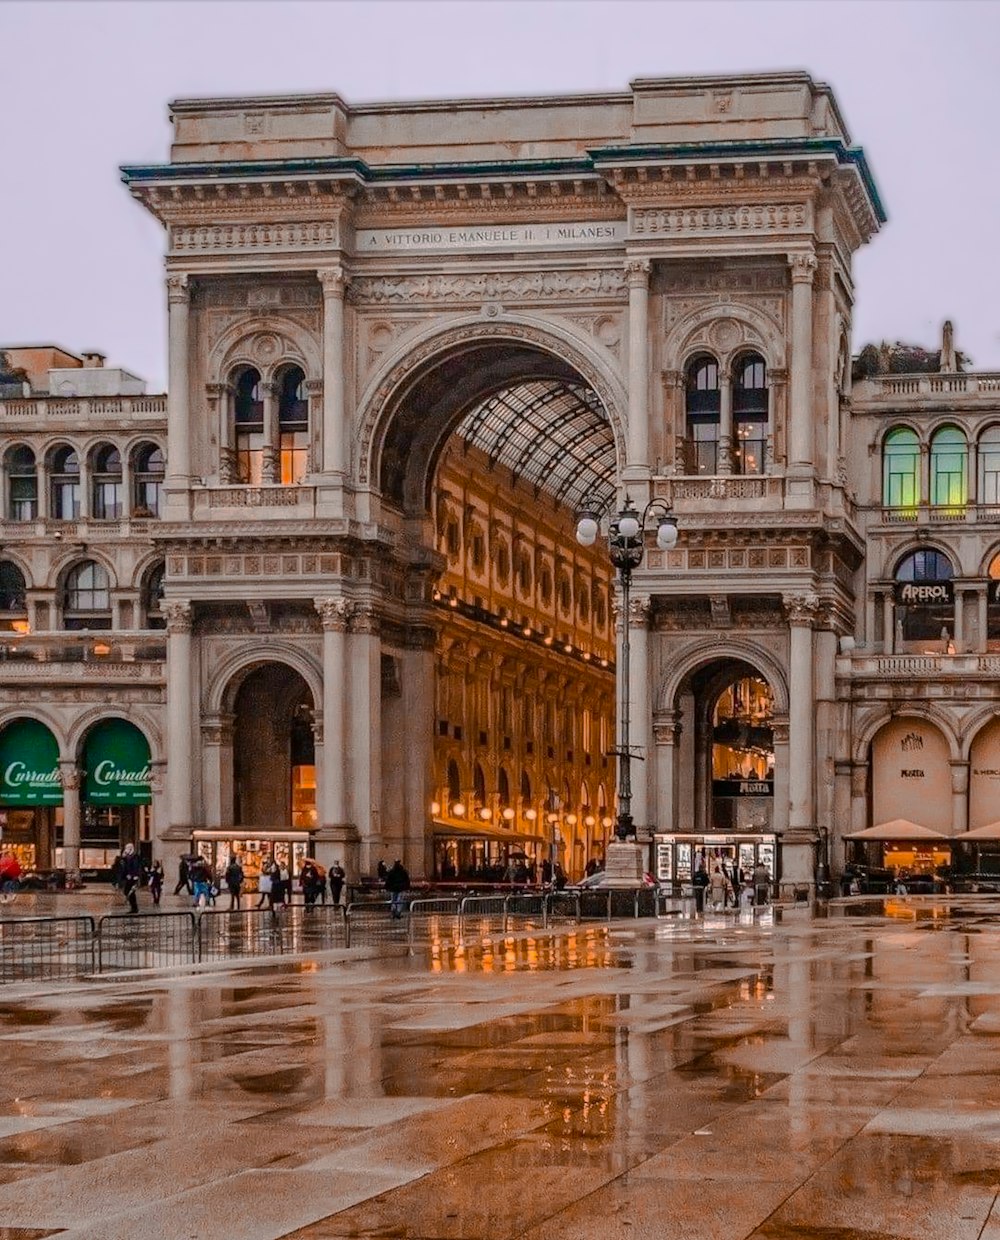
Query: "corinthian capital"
315 596 353 632
318 266 348 298
166 274 190 305
788 253 817 284
163 600 193 634
783 592 820 625
59 764 81 793
624 258 651 287
627 595 652 627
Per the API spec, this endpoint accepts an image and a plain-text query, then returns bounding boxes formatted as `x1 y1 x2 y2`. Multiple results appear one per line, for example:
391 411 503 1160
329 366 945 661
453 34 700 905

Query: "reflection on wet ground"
2 899 1000 1237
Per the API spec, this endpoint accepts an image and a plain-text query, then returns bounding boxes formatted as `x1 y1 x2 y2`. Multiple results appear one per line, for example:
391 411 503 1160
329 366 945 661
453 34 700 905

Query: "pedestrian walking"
329 861 345 906
256 860 273 908
189 856 212 908
753 861 771 906
225 857 244 909
384 859 410 919
300 860 320 906
116 843 144 915
709 865 728 911
173 856 191 897
148 860 164 906
692 864 709 913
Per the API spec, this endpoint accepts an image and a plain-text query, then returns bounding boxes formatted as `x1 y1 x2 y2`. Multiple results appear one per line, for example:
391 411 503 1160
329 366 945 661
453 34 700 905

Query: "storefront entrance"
191 830 313 893
654 832 777 890
0 718 62 874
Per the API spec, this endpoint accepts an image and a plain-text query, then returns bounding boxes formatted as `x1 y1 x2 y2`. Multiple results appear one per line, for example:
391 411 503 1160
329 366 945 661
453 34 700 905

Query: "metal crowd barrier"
0 915 96 982
458 895 508 936
406 897 461 947
98 911 197 973
344 900 409 948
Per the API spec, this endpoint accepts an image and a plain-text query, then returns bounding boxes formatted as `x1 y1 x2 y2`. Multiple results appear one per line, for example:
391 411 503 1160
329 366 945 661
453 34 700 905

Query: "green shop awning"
0 719 62 806
84 720 151 805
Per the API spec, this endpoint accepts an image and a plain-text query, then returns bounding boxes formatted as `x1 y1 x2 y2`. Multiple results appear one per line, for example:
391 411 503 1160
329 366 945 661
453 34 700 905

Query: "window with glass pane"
49 447 80 520
987 553 1000 643
895 548 954 642
233 368 263 484
980 429 1000 506
144 564 165 630
91 445 122 520
132 444 164 517
5 446 36 520
733 354 767 475
63 560 111 630
685 356 720 475
277 366 308 484
930 426 967 512
0 562 26 612
882 427 920 510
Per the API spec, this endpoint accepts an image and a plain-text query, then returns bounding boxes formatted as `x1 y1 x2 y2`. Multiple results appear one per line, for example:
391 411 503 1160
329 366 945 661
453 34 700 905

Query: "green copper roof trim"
120 137 884 223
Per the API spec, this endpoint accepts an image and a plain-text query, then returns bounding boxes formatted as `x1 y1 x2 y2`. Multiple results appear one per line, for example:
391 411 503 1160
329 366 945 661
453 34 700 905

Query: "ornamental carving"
315 597 353 631
169 220 340 255
788 253 818 283
784 593 821 625
351 603 381 636
166 274 189 304
633 202 809 238
348 268 628 306
59 767 81 792
627 595 652 627
163 601 193 634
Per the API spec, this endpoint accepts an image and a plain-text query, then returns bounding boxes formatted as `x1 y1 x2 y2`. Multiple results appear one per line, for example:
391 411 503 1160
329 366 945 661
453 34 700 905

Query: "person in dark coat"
117 843 144 915
225 857 244 910
173 856 191 896
148 860 164 906
329 862 345 906
384 860 410 919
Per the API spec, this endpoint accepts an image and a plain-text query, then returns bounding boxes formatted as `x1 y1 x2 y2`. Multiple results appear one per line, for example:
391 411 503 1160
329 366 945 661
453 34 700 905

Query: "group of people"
109 845 164 913
169 854 348 913
692 860 772 911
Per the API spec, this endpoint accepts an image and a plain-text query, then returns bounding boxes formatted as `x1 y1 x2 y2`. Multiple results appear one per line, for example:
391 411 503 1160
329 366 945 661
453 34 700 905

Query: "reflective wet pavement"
2 899 1000 1238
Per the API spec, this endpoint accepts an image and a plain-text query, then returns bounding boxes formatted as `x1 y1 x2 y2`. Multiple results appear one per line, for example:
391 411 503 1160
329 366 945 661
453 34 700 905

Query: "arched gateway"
122 73 881 887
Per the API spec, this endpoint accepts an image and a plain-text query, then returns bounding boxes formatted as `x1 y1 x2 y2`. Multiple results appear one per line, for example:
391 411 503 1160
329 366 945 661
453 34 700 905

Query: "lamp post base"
601 839 646 888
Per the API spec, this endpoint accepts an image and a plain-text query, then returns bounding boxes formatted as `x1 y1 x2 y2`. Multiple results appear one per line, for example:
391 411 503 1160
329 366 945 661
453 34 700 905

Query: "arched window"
233 367 263 485
498 767 510 807
0 561 27 616
895 549 954 643
979 427 1000 508
516 547 532 595
142 563 165 630
447 759 462 805
732 353 767 476
473 762 487 806
930 425 967 513
277 365 308 484
883 427 920 512
5 446 37 521
520 770 531 803
685 355 720 475
91 444 123 520
495 541 510 585
49 446 80 520
986 552 1000 645
63 560 111 630
132 443 165 517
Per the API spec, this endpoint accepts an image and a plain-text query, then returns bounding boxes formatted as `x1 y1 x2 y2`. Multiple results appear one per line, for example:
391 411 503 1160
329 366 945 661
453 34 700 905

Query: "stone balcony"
839 651 1000 679
0 394 166 425
0 632 165 683
193 485 317 519
853 372 1000 407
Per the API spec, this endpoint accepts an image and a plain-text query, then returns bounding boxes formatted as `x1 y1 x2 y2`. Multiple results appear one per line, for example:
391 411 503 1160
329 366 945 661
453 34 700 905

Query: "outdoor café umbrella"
845 820 949 841
952 822 1000 841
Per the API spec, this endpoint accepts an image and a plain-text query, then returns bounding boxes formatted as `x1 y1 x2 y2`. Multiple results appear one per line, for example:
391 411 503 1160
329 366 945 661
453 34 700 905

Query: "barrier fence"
0 888 682 982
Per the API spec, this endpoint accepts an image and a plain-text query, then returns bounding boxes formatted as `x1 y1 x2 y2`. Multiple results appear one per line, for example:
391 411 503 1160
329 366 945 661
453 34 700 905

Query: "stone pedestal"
602 840 645 888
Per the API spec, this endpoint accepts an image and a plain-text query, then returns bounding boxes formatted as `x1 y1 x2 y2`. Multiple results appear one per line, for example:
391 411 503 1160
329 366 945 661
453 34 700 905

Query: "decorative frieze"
169 220 340 255
348 268 628 306
632 202 809 238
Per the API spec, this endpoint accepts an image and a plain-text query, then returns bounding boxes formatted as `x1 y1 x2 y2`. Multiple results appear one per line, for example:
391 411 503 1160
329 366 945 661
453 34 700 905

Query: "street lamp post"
576 496 678 862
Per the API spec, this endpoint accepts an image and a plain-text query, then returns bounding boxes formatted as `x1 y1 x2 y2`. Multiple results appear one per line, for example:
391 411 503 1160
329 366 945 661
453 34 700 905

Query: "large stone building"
3 71 996 892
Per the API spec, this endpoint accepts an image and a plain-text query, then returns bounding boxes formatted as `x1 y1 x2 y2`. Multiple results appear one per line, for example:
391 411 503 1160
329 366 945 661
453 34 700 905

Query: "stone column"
319 267 347 476
200 715 233 827
349 604 382 872
765 368 786 470
786 594 819 831
165 275 191 491
787 254 817 469
951 760 969 838
208 382 233 482
627 595 653 834
954 587 965 652
653 713 681 834
261 382 279 483
865 590 876 651
850 762 868 835
625 259 651 473
315 597 351 830
59 762 81 884
978 586 989 653
164 601 194 833
718 373 733 474
149 761 167 851
402 628 437 877
771 718 790 836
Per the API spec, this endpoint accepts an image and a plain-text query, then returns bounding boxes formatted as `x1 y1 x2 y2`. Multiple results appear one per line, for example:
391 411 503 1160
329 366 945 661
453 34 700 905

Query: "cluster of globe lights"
430 800 613 829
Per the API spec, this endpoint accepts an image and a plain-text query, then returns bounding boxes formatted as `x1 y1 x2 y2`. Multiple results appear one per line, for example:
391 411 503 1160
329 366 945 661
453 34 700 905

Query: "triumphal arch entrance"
123 71 883 890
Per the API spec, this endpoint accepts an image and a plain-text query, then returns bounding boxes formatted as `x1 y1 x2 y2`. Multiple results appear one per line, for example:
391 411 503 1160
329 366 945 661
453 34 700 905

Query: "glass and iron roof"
453 378 616 512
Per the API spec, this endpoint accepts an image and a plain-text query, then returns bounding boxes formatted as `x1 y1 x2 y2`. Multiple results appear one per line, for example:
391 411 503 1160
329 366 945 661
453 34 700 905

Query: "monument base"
601 840 646 888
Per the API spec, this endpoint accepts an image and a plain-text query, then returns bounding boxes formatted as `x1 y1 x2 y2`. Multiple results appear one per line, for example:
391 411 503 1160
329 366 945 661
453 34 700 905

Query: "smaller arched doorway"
0 718 61 872
80 719 152 876
198 662 317 892
654 659 779 891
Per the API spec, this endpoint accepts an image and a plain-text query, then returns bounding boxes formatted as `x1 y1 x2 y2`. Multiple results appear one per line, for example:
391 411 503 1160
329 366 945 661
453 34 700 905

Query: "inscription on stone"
355 221 626 253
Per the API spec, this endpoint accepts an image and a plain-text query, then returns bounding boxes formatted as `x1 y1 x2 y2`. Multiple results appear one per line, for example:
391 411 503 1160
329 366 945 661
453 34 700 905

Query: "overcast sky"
1 0 997 391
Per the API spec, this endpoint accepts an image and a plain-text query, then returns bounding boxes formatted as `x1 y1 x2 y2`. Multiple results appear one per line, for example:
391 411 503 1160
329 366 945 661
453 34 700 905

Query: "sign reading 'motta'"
894 581 954 605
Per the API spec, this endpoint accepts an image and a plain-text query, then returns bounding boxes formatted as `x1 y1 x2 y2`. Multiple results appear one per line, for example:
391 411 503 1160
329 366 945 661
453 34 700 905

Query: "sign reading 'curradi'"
355 222 627 253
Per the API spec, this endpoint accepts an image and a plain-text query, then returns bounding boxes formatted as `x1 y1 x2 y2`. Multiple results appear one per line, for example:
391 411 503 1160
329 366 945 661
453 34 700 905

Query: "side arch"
851 704 961 766
66 706 163 764
207 313 322 386
203 641 323 715
665 300 786 373
656 636 790 716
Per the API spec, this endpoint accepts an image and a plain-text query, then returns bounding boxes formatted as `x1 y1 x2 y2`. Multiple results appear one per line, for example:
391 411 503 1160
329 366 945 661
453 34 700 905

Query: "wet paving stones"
2 901 1000 1236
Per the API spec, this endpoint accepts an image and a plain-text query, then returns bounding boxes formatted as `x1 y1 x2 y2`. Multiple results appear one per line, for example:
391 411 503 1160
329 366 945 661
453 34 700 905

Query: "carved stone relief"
348 268 628 306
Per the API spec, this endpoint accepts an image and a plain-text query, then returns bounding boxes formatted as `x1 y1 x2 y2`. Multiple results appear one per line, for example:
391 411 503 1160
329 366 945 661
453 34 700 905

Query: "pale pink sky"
1 0 997 391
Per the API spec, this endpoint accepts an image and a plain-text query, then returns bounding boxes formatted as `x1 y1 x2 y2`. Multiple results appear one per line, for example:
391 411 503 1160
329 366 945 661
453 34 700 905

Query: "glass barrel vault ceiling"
453 379 616 512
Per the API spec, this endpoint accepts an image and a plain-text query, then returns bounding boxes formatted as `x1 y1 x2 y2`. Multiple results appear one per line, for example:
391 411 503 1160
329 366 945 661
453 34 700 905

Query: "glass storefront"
433 831 542 882
654 833 777 888
711 677 774 832
191 831 313 893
